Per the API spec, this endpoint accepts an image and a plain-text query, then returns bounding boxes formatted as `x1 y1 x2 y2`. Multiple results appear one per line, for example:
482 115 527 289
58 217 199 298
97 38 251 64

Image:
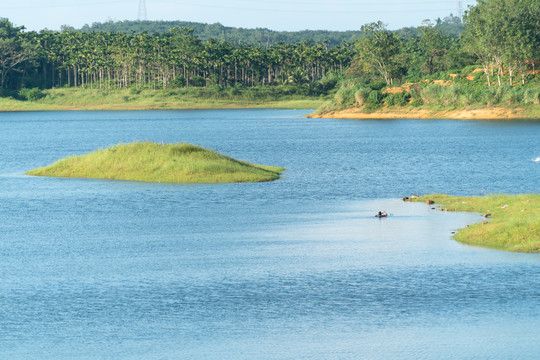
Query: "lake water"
1 109 540 359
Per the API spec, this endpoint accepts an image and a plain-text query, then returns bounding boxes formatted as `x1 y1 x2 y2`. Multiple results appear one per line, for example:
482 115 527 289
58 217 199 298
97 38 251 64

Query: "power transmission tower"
138 0 148 21
456 0 464 21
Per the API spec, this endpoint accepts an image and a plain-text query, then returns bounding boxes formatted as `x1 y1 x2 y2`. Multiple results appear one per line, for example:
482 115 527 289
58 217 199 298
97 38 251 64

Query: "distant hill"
79 20 363 47
78 16 464 47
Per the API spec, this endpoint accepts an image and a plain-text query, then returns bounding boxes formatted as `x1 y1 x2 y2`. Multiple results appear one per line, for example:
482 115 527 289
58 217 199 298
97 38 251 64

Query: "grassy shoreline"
26 142 285 184
409 194 540 252
0 88 326 111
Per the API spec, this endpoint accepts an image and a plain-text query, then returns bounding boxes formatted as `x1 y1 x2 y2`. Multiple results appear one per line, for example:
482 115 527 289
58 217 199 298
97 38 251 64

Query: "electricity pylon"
457 0 464 21
138 0 148 21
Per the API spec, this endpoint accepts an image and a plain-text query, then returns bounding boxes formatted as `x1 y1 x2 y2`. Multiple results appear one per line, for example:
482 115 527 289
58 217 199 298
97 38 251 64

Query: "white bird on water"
533 157 540 163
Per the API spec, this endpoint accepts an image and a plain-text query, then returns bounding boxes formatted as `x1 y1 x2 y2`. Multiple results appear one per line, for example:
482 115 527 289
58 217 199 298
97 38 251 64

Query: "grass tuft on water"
25 142 285 184
410 194 540 252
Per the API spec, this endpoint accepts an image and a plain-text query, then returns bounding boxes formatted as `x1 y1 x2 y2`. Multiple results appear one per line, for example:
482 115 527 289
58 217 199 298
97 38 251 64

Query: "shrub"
18 88 45 101
333 85 356 106
171 75 186 88
480 86 501 105
315 71 340 93
366 90 383 105
363 90 384 111
386 92 410 107
439 85 462 106
0 89 14 98
229 86 241 96
501 86 523 105
524 88 540 105
458 93 475 106
421 84 442 105
189 76 206 87
354 87 371 106
411 98 424 107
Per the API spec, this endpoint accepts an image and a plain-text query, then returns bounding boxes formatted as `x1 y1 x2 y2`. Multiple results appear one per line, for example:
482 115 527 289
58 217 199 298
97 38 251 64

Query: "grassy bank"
312 67 540 120
26 142 285 183
309 105 540 120
0 87 327 111
410 194 540 252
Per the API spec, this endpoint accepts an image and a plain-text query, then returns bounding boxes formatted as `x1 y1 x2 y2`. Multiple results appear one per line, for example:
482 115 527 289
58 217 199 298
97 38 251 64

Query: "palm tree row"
2 21 355 90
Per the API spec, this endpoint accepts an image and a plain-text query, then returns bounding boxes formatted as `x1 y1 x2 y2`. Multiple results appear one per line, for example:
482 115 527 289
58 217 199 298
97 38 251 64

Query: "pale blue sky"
4 0 476 32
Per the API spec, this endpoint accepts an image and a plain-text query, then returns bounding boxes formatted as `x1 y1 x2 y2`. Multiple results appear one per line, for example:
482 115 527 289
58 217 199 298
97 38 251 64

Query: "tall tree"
463 0 540 86
356 22 402 85
418 20 452 75
0 19 28 89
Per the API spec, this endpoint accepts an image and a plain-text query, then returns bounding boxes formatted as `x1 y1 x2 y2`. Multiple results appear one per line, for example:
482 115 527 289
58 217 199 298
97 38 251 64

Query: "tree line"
0 22 355 91
76 17 464 47
350 0 539 87
0 0 538 94
77 20 364 48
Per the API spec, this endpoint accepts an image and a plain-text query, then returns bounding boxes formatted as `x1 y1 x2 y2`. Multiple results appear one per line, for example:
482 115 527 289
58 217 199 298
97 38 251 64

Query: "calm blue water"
1 109 540 359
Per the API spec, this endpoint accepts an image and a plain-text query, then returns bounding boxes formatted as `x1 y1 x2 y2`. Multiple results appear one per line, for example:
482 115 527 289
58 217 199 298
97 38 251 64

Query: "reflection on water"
1 110 540 359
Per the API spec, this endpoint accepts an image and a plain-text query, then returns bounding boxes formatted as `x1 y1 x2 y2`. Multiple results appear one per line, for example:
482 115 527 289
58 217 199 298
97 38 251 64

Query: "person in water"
376 211 388 217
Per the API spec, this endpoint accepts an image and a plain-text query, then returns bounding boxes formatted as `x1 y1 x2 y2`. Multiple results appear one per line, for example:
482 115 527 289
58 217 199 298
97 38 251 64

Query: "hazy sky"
4 0 476 32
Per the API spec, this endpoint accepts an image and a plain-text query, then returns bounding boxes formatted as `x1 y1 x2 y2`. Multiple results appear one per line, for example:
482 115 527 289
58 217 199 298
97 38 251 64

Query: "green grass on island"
410 194 540 253
25 142 285 184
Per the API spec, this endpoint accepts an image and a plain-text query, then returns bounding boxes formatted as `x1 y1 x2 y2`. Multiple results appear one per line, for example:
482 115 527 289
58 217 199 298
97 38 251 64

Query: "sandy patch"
309 107 532 120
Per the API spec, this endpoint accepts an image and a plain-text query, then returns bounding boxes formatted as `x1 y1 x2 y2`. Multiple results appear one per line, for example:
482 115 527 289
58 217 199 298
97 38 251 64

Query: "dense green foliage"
0 18 354 92
79 20 363 47
26 142 285 183
77 17 465 47
0 1 537 113
0 14 464 95
326 0 540 111
411 194 540 252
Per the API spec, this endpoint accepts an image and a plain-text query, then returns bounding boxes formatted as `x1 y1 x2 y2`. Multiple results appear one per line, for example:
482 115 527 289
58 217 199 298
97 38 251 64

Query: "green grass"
0 88 326 111
25 142 285 184
410 194 540 252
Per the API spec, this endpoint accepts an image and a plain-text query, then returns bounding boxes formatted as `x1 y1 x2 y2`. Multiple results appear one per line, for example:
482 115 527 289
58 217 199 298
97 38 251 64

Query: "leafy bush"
334 85 356 106
362 90 385 111
458 93 475 106
440 85 462 106
420 84 442 104
171 75 186 88
314 71 340 93
524 88 540 105
354 87 371 106
229 86 241 96
480 86 501 105
189 76 206 87
18 88 45 101
502 87 524 104
385 92 410 107
366 90 383 105
410 98 424 107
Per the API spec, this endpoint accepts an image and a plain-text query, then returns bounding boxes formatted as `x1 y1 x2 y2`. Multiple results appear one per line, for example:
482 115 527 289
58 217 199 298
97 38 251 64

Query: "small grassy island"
409 194 540 253
25 142 285 184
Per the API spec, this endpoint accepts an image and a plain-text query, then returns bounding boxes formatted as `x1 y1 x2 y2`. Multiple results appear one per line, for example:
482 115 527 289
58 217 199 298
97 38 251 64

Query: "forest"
76 16 464 46
0 22 355 93
0 0 538 108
